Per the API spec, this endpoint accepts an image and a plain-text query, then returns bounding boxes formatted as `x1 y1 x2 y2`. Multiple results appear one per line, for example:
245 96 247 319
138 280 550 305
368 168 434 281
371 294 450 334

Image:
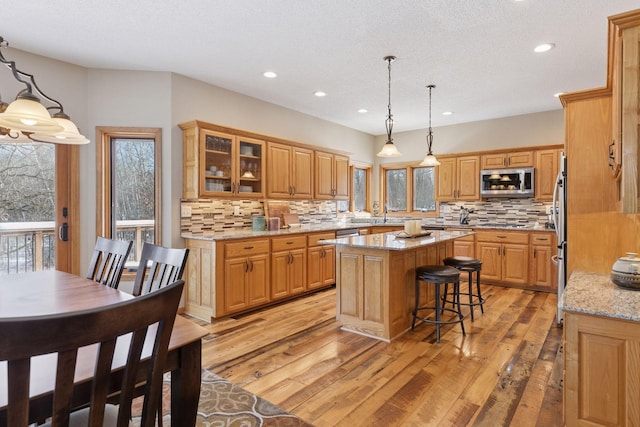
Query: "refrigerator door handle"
552 170 561 235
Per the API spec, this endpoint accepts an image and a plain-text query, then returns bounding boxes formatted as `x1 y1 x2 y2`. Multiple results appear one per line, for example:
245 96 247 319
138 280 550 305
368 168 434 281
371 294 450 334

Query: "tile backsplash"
181 197 552 234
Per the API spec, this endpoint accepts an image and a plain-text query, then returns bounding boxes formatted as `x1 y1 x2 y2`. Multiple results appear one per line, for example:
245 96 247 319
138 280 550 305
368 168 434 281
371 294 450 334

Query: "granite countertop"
561 270 640 322
322 230 474 251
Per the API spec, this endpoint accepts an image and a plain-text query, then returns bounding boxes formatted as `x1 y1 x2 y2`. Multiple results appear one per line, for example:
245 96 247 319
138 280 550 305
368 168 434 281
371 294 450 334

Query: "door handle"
58 222 69 242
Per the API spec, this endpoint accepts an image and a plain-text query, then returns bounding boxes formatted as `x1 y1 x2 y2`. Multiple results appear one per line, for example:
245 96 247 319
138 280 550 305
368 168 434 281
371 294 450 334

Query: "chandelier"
419 84 440 166
376 55 402 157
0 36 89 144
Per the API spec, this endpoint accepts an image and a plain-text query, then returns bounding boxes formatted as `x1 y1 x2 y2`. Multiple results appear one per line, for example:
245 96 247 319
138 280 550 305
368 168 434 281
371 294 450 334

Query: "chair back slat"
0 280 184 427
132 243 189 296
87 237 133 289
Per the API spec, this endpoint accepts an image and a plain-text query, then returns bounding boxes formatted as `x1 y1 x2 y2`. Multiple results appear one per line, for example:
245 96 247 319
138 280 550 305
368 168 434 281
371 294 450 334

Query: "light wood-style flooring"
194 283 563 426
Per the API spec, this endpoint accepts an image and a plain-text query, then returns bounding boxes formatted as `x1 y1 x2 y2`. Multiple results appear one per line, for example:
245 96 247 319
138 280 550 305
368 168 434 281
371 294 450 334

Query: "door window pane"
111 138 156 251
413 167 436 212
353 168 366 211
385 168 406 211
0 142 56 273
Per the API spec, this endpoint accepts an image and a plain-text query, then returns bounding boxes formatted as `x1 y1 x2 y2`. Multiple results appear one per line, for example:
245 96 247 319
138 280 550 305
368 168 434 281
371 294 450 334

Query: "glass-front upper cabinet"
200 130 265 198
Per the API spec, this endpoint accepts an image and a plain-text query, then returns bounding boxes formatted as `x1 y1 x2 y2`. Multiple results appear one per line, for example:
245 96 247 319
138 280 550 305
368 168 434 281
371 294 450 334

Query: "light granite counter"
323 229 474 251
561 270 640 322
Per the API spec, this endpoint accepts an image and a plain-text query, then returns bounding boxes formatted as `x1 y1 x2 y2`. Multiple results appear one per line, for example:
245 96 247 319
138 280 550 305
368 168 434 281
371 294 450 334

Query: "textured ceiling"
1 0 637 135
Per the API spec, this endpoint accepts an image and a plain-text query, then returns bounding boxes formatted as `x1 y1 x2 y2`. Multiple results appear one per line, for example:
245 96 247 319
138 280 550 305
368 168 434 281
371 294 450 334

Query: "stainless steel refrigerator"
552 152 567 325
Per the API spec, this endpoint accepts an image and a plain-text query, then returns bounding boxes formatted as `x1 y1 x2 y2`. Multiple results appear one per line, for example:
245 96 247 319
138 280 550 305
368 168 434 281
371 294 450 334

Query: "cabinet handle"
498 247 501 255
496 235 507 239
292 186 297 196
504 158 508 167
249 260 254 272
244 260 249 272
286 241 294 245
244 246 254 250
533 249 537 258
321 248 325 257
289 253 293 264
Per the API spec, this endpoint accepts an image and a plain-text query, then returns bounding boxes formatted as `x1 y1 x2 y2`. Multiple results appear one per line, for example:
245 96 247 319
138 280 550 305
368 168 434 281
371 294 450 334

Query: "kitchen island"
324 230 474 342
561 271 640 426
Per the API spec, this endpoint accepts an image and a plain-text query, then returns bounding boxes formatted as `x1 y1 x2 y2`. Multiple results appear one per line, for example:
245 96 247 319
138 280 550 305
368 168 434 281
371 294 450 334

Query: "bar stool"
412 265 465 342
442 256 485 321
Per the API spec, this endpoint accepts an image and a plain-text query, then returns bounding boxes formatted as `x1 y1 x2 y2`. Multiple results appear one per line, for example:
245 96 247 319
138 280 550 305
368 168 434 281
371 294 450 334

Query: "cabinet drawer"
272 235 307 251
308 232 335 247
475 230 529 244
531 233 553 246
225 239 269 258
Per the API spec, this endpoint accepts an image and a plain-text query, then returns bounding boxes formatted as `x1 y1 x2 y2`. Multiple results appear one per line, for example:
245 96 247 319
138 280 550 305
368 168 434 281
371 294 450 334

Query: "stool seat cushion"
416 265 460 279
443 256 482 268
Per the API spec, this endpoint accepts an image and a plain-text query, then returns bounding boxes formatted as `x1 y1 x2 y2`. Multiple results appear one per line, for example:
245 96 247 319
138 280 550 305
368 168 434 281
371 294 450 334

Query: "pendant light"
419 84 440 166
377 56 402 157
0 36 89 144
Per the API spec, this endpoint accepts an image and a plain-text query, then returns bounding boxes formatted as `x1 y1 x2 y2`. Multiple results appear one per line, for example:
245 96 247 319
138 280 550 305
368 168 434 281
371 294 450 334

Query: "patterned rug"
131 369 313 426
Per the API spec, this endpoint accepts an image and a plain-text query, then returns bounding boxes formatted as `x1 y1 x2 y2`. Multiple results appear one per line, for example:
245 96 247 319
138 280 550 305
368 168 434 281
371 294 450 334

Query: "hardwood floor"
194 283 563 426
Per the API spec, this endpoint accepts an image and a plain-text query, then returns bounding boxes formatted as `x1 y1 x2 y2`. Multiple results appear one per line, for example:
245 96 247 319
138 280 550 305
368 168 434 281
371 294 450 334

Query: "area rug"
131 369 313 426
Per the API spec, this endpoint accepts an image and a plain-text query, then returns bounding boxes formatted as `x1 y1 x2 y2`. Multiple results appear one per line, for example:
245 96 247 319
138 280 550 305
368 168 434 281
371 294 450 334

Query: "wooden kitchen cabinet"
475 230 529 286
307 231 336 290
271 235 307 299
436 155 480 201
266 141 314 199
529 232 556 290
535 148 561 200
222 238 270 314
179 122 266 199
315 151 349 200
449 230 475 257
564 311 640 426
481 150 533 169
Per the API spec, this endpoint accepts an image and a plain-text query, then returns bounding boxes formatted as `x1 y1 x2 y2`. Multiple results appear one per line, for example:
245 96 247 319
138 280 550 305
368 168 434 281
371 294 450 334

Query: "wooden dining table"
0 270 209 426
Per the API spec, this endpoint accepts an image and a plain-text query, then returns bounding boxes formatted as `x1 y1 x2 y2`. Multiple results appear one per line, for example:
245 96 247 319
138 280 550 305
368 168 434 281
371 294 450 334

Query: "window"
350 163 372 212
96 127 161 266
381 163 437 216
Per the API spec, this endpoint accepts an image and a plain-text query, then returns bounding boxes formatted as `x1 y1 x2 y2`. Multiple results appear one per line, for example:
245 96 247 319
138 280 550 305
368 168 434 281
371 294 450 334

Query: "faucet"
459 206 474 225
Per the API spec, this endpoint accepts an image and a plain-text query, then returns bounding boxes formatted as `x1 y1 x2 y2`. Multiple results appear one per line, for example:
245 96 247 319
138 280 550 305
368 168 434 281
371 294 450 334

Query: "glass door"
202 131 234 196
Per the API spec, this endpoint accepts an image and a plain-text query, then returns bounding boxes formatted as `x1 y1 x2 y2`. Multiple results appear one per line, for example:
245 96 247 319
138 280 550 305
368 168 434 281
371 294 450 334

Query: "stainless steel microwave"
480 168 534 197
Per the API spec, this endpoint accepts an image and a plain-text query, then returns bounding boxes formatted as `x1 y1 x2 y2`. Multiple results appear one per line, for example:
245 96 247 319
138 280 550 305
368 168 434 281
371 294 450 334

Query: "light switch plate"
181 205 192 217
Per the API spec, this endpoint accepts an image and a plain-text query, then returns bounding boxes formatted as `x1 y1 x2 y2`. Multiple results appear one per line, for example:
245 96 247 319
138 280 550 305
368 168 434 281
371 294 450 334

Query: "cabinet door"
321 245 336 285
307 246 324 290
457 156 480 200
314 151 334 199
502 243 529 285
224 258 248 313
247 254 269 306
201 130 235 196
535 149 560 200
481 153 507 169
289 248 307 295
237 137 265 198
436 157 456 201
292 147 314 199
266 142 293 198
507 151 533 167
334 154 350 200
476 242 501 281
530 245 553 289
271 251 290 299
454 239 475 257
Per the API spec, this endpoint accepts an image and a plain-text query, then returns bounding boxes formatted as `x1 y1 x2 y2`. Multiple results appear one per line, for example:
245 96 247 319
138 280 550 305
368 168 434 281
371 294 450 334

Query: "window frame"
96 127 162 248
380 162 439 217
350 162 372 213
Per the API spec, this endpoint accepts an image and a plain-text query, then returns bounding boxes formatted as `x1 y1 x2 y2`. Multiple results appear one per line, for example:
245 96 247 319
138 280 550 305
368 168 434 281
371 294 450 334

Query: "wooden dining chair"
86 236 133 289
132 242 189 296
0 280 184 427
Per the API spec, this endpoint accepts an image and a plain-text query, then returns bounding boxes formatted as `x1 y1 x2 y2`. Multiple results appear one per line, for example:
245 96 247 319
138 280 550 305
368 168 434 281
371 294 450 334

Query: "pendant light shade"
419 85 440 166
31 113 90 144
0 93 63 133
377 55 402 158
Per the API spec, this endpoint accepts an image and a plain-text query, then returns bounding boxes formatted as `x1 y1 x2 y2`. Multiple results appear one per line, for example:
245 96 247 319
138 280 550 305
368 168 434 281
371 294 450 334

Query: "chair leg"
412 279 419 331
477 270 485 314
467 271 475 321
455 280 466 336
440 283 449 314
434 282 441 342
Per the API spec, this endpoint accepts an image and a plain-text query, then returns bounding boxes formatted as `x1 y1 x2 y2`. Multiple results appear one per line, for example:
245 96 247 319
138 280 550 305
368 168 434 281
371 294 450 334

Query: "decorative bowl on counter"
611 252 640 290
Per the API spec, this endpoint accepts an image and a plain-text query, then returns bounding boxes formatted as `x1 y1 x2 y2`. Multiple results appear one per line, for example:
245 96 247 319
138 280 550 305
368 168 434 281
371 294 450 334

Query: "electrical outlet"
181 205 192 217
234 206 241 216
545 205 553 214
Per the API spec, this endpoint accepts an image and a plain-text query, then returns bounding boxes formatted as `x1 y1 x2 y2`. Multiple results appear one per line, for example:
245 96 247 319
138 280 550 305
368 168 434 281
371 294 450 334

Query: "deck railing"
0 220 154 274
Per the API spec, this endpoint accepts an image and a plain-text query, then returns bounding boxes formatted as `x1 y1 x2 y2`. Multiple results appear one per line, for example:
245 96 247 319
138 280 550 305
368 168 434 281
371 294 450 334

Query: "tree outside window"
382 164 437 215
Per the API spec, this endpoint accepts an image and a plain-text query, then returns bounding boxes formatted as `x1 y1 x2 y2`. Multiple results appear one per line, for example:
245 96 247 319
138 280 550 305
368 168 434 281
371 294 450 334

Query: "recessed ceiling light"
357 108 368 113
314 91 327 97
534 43 555 53
442 111 453 116
554 92 564 98
263 71 277 78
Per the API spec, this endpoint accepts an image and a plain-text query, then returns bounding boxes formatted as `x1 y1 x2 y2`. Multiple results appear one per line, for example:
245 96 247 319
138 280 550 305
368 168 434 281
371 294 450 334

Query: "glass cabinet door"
202 131 234 195
237 137 264 197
